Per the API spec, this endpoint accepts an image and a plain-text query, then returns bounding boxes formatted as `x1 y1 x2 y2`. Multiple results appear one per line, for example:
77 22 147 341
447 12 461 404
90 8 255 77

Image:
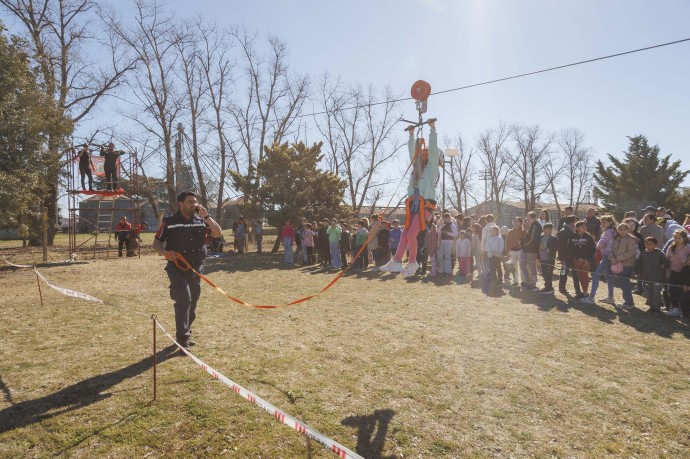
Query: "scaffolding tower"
66 146 142 259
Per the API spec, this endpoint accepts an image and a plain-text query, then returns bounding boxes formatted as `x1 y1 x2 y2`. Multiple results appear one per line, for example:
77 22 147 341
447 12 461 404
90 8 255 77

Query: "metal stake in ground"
152 314 157 401
35 271 44 306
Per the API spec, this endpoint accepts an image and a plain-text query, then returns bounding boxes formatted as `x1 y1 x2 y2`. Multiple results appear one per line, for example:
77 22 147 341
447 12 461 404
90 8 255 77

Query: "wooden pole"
42 206 48 263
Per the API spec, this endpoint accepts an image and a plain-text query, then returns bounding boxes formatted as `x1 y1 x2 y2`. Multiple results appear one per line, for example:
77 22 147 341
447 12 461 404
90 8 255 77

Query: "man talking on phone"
153 191 222 352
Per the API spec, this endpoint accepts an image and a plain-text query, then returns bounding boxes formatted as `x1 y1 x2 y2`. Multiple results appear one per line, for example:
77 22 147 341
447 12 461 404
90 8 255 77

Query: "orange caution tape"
167 128 431 309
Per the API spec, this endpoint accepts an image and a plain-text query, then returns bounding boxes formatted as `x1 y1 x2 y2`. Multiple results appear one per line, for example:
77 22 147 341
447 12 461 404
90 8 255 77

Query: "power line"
290 36 690 121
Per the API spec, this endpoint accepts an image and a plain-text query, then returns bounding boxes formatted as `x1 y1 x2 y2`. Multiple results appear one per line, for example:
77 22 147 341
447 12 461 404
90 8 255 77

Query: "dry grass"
0 245 689 458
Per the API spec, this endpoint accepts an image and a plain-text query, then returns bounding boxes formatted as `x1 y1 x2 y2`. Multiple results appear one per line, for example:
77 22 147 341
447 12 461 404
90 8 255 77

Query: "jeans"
509 250 522 284
329 242 341 268
520 252 538 286
542 259 555 290
645 283 663 310
619 266 634 306
559 259 582 295
489 256 503 281
256 235 262 253
283 237 293 264
438 240 454 274
669 271 683 308
589 253 614 299
574 258 591 293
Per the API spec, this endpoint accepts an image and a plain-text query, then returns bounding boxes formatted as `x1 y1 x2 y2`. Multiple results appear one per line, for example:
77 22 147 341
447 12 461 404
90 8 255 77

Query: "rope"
165 127 431 309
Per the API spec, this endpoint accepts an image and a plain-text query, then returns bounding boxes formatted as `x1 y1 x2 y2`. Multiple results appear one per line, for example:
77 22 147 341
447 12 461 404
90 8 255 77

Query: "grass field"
0 242 689 458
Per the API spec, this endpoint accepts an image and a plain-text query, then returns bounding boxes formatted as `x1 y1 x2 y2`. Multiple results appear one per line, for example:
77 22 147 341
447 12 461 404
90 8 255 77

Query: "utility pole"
174 123 184 196
479 169 491 214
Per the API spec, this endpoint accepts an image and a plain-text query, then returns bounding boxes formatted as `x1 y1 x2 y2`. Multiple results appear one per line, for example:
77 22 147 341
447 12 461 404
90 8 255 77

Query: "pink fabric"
393 214 421 262
457 257 471 275
304 230 314 247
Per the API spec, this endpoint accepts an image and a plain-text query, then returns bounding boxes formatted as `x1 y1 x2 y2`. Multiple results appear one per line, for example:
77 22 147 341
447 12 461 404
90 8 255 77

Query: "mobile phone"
194 206 200 214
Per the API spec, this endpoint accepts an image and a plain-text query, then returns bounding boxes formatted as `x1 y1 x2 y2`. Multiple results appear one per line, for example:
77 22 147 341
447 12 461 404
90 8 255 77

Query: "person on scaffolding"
77 144 94 191
380 118 440 276
100 142 124 191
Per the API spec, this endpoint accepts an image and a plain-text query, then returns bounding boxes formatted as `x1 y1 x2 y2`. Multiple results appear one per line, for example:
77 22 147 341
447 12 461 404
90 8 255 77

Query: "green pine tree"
593 135 688 217
231 141 346 229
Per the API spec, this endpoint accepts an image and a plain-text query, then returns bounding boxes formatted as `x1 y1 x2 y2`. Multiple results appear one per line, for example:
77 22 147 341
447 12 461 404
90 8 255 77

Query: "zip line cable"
285 36 690 122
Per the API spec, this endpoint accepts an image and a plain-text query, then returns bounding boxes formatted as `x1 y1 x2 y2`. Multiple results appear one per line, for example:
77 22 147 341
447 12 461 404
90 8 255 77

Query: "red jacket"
115 221 132 240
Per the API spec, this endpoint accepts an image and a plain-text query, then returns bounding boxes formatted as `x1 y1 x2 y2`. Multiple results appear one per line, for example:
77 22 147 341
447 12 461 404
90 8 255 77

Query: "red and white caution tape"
2 256 34 268
33 268 104 303
155 320 363 459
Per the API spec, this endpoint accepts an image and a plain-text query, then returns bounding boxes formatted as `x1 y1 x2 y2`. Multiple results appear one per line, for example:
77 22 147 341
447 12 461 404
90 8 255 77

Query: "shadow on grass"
0 345 178 434
342 409 397 459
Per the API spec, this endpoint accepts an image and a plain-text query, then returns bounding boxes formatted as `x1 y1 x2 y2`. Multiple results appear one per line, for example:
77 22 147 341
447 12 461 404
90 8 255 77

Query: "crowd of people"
275 205 690 320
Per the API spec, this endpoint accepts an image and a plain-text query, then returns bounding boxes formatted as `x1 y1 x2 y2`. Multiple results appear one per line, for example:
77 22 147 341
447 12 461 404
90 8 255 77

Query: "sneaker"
559 289 569 295
664 308 682 317
599 297 615 305
512 282 519 287
580 296 595 304
575 293 587 299
402 261 419 277
379 259 403 273
539 288 554 294
525 285 539 292
619 303 634 310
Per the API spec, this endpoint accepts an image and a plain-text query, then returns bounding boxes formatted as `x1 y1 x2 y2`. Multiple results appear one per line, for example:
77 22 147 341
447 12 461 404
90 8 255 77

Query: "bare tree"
443 133 474 213
229 28 309 185
198 22 234 220
175 21 209 207
558 128 594 211
509 124 555 212
314 77 402 214
107 0 187 209
1 0 136 242
475 123 513 220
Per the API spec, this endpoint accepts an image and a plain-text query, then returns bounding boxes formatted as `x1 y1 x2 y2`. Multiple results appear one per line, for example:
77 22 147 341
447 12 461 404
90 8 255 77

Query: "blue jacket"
407 128 439 201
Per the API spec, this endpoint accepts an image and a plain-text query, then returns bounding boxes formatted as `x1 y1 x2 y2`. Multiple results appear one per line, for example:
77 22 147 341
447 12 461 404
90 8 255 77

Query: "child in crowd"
303 223 315 264
424 220 439 276
679 256 690 319
635 236 667 313
538 223 559 294
486 226 505 282
471 223 483 279
340 222 351 268
389 220 402 258
571 221 597 299
281 219 294 264
455 230 472 277
437 212 458 276
353 220 369 270
326 219 342 269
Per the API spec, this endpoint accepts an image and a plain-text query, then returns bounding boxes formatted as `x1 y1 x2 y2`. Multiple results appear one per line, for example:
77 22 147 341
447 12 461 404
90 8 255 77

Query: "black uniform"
78 149 93 190
155 211 208 345
100 148 123 190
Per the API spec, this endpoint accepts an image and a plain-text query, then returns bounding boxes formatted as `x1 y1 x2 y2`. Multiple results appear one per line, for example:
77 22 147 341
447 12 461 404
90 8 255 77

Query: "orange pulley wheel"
410 80 431 101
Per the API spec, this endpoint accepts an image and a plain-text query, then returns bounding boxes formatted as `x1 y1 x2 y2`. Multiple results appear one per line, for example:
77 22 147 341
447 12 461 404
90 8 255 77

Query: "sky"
151 0 690 164
4 0 690 213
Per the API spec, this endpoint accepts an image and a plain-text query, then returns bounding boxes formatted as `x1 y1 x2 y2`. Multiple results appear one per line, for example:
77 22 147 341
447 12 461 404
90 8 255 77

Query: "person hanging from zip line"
77 143 95 191
100 142 124 191
380 119 440 277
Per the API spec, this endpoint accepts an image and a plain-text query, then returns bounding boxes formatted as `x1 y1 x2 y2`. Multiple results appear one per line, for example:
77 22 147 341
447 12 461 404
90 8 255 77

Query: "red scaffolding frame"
66 147 142 259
